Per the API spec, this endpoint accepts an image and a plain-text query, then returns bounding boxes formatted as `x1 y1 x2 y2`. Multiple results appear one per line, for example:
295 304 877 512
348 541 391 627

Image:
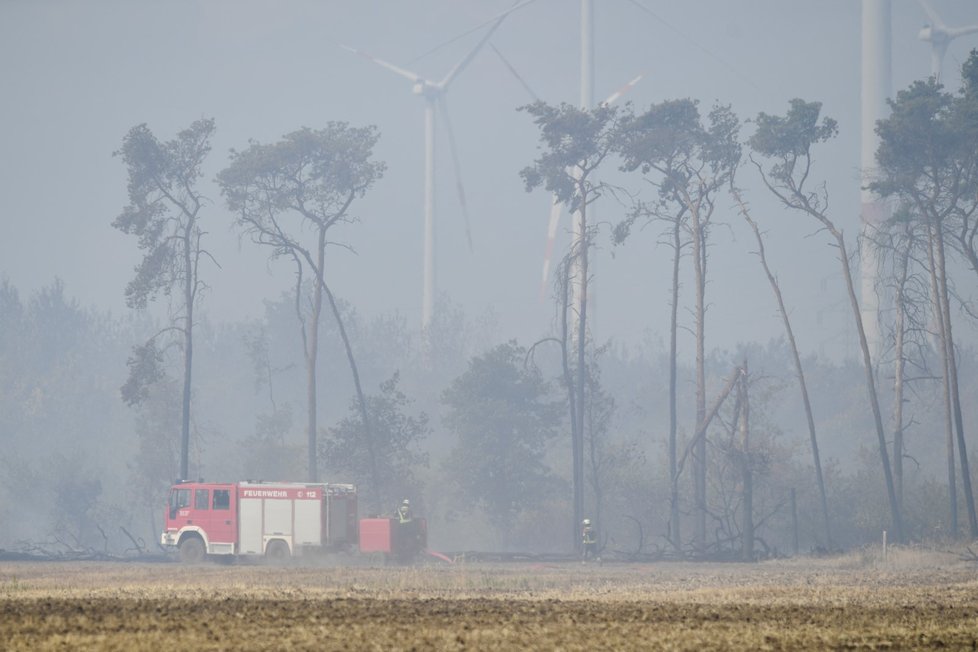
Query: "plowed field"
2 549 977 650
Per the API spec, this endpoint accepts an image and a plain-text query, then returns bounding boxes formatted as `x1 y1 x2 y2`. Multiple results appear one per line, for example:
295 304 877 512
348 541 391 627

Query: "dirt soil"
1 548 977 650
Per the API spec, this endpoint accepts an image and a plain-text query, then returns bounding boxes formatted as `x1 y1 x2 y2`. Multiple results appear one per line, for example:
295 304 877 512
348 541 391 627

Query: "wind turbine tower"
860 0 891 359
581 0 594 109
570 0 594 317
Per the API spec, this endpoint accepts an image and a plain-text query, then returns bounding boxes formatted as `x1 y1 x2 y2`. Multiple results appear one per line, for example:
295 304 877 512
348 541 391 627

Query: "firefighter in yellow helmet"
396 499 412 524
581 518 597 561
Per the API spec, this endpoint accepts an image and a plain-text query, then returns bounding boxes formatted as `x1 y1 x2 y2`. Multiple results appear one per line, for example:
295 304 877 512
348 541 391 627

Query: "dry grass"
2 547 977 650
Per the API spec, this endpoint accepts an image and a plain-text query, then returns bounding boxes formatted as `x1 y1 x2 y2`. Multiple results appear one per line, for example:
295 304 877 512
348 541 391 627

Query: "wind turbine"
341 0 534 333
918 0 978 81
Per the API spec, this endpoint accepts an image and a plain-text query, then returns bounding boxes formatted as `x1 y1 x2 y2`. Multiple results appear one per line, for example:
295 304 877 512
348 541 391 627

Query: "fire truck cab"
161 481 358 563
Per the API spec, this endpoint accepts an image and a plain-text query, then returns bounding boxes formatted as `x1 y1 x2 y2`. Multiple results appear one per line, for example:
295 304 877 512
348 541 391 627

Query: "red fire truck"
161 481 358 563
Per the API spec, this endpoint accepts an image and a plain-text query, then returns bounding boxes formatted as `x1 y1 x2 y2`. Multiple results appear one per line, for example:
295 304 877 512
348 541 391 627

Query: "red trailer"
359 517 427 563
161 481 358 563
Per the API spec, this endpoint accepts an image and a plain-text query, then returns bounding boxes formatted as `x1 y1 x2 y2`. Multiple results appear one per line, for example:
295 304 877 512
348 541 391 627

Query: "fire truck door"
197 485 237 545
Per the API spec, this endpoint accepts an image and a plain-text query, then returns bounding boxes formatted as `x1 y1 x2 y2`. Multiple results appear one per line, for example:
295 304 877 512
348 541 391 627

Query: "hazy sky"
2 0 975 358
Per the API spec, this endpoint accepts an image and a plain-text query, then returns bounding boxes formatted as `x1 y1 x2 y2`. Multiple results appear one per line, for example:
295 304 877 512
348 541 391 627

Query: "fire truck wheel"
178 536 206 564
265 539 291 563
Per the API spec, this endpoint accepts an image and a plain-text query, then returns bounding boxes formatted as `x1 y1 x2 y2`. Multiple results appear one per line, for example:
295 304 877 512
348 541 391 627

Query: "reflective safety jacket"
397 506 412 523
582 525 596 545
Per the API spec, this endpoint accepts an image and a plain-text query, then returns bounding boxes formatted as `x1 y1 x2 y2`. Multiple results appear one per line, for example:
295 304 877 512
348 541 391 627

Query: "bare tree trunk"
180 224 194 481
751 149 902 542
836 230 903 542
679 367 742 493
790 488 799 555
891 227 912 513
927 223 958 536
305 230 326 483
668 217 682 551
558 259 580 551
934 222 978 537
892 304 905 513
952 215 978 282
305 319 320 481
181 316 193 481
586 390 603 539
739 360 753 562
320 279 380 510
690 202 707 553
732 188 831 547
574 198 589 551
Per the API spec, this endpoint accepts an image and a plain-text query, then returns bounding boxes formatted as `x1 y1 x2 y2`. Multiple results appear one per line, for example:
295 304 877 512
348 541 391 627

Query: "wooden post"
791 488 799 556
740 362 754 562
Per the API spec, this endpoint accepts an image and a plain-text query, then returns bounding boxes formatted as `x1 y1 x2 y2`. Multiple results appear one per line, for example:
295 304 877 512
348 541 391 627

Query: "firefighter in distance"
396 499 412 523
581 518 597 561
392 498 424 562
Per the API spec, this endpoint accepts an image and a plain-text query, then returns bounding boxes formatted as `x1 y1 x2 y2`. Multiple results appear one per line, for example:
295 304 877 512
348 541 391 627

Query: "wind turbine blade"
439 0 537 89
490 43 540 101
437 96 474 253
947 24 978 39
473 0 540 33
339 44 421 83
410 0 540 66
600 72 645 107
540 197 563 300
916 0 946 30
438 23 503 90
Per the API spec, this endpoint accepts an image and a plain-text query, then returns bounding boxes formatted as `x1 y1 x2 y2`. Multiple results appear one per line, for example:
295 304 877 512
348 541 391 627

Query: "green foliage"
582 357 619 518
616 99 741 199
127 375 181 514
113 118 215 482
617 98 702 175
219 123 385 483
51 454 103 545
871 52 978 541
422 296 500 380
120 340 166 407
872 55 978 212
237 324 302 480
872 80 957 198
748 99 845 239
241 405 303 482
0 279 139 546
615 99 741 243
218 124 385 253
749 99 837 191
322 372 430 509
751 99 837 159
519 101 620 213
442 341 562 536
113 118 215 310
